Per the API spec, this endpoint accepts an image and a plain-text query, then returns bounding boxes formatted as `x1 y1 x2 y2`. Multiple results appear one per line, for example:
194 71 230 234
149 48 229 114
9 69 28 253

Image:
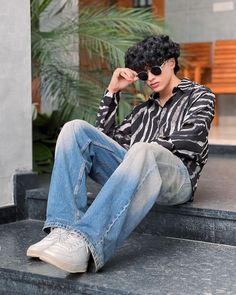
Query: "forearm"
95 90 120 134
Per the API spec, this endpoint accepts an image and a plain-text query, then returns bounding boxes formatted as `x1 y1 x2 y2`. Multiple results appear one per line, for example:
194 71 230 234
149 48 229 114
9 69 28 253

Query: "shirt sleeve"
151 90 215 161
95 90 132 149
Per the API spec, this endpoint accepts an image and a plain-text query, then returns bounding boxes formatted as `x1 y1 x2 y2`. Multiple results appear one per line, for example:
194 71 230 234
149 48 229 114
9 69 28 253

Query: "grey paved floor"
0 220 236 295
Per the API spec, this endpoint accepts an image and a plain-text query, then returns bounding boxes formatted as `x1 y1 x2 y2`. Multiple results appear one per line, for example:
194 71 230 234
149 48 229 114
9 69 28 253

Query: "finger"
120 71 136 81
131 69 138 76
120 71 132 80
125 68 138 76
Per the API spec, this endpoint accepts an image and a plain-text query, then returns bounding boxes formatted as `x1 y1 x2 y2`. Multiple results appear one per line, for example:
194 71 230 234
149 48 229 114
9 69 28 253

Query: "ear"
168 58 176 70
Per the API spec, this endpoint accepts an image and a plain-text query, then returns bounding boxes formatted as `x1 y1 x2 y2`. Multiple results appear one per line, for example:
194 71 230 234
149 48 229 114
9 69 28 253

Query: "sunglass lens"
137 72 148 81
151 66 162 75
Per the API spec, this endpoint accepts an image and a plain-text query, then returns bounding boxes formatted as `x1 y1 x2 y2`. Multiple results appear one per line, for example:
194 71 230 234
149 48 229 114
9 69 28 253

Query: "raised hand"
107 68 138 93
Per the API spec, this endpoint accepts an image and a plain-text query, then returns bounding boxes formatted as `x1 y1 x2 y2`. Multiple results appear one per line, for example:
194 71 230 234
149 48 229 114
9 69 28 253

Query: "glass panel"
140 0 145 6
133 0 151 7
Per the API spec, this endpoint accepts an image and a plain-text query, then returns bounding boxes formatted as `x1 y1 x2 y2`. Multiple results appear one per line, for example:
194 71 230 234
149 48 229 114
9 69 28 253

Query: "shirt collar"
176 78 195 92
149 78 193 102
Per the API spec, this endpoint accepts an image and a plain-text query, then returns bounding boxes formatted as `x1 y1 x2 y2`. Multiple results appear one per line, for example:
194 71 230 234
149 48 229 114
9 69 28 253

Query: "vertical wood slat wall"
80 0 165 18
116 0 164 17
80 0 111 7
116 0 133 7
152 0 164 17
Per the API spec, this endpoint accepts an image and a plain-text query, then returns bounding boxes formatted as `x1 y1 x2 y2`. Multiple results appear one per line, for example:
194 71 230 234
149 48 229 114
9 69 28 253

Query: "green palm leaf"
31 1 166 120
79 6 165 67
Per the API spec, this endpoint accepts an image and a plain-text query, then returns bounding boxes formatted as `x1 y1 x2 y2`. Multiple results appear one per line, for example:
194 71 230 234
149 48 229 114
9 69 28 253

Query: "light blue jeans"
44 120 192 271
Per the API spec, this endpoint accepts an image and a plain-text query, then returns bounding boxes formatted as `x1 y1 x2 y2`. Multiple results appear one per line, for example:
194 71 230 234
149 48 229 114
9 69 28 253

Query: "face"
141 58 176 92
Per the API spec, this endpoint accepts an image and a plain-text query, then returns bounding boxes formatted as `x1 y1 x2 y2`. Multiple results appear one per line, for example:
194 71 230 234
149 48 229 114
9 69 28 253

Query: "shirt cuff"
104 90 114 98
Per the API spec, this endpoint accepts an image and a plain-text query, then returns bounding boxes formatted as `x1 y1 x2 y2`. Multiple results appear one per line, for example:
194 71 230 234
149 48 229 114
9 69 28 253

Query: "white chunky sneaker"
39 233 90 273
26 228 68 258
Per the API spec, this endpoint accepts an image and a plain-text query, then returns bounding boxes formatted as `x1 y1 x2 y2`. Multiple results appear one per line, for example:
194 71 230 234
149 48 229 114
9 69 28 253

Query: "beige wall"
166 0 236 125
0 0 32 207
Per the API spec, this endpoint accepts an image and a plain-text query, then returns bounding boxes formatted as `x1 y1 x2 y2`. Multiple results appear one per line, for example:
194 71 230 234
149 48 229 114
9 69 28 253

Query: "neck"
159 75 181 104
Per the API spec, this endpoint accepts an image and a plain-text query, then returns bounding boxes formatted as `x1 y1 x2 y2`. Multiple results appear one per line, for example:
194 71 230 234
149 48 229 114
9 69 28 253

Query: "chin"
148 83 160 92
153 84 163 92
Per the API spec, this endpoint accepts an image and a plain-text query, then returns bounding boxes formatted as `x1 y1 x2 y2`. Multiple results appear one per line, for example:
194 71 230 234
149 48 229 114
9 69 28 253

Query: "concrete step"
209 143 236 154
0 220 236 295
26 153 236 246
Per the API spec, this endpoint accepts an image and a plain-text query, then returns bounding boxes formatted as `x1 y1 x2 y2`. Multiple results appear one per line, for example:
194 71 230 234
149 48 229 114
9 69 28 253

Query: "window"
133 0 152 7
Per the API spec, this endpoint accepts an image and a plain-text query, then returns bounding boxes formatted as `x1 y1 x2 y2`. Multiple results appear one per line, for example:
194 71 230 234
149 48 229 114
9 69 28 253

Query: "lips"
150 82 160 89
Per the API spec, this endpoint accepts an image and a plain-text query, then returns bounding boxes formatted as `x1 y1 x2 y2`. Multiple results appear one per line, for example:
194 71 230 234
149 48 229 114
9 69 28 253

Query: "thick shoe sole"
40 252 87 273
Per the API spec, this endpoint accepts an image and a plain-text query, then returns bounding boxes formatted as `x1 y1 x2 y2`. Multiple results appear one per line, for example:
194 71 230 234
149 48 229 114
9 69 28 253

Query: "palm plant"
31 0 166 172
31 0 165 120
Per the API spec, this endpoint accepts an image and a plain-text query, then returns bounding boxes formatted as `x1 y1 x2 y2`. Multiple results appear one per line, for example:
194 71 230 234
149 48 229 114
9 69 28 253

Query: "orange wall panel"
116 0 133 8
152 0 164 17
80 0 110 7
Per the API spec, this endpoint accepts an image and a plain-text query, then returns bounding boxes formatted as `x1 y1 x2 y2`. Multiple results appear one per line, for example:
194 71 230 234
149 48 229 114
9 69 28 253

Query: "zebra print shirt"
95 79 215 197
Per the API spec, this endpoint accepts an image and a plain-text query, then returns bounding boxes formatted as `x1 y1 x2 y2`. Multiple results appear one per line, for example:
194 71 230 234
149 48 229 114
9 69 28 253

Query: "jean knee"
126 142 153 158
59 120 88 137
129 142 164 154
128 142 174 165
63 119 89 132
56 120 83 147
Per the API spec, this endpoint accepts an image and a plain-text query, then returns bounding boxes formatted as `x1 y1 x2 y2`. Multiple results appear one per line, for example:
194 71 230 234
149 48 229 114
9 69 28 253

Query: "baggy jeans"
43 119 192 271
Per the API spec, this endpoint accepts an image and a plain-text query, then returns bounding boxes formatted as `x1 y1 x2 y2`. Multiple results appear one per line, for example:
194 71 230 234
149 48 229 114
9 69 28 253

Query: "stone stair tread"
26 153 236 216
0 220 236 295
193 154 236 212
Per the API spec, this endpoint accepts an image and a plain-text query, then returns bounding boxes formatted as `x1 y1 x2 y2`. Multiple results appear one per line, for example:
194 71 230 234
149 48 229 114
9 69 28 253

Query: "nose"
147 70 156 82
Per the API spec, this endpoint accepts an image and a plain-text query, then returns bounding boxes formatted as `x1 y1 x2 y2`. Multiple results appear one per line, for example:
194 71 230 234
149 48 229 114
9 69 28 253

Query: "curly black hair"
125 34 180 74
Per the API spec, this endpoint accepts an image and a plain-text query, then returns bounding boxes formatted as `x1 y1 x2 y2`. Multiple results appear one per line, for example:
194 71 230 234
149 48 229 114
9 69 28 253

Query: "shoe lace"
63 233 90 253
48 228 69 241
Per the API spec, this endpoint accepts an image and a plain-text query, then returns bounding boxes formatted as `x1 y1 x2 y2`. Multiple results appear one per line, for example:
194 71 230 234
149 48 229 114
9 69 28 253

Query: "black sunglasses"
137 62 166 81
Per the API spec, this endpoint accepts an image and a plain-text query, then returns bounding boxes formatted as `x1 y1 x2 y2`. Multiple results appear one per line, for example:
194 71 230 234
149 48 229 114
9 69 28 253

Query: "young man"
27 35 215 273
